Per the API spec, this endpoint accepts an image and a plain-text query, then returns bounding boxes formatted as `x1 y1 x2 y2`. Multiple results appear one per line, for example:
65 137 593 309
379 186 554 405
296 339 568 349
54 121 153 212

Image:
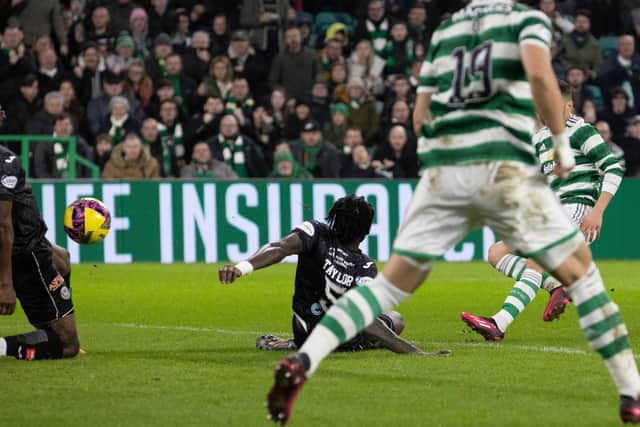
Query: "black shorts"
292 313 395 351
12 239 74 326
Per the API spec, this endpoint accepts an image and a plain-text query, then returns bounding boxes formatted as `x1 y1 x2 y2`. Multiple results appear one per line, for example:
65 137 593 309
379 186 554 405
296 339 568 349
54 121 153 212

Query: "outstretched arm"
0 200 16 315
218 233 304 284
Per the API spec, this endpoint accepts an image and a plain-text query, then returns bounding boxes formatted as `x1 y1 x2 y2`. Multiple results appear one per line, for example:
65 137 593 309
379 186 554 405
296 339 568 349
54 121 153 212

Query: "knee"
488 242 508 268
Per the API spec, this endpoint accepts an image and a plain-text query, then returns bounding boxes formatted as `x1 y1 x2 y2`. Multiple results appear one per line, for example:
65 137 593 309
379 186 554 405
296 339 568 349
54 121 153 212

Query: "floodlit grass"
2 261 638 426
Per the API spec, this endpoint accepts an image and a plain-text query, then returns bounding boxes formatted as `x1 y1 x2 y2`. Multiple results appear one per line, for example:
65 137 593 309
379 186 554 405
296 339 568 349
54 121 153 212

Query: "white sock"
0 337 7 356
491 269 542 333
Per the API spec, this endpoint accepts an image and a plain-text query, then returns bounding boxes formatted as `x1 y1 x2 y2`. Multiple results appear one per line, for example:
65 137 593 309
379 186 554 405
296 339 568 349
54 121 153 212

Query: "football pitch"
2 261 638 426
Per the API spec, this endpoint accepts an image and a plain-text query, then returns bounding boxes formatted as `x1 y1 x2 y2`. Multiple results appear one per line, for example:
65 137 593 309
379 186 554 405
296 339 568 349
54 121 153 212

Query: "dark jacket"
181 47 211 84
289 139 341 178
340 161 384 179
208 134 269 178
348 98 380 147
599 54 640 110
148 8 177 38
269 48 320 100
86 94 144 138
32 135 91 178
230 51 269 101
373 142 419 178
0 48 37 104
239 0 289 52
75 67 105 106
37 67 72 96
97 116 142 143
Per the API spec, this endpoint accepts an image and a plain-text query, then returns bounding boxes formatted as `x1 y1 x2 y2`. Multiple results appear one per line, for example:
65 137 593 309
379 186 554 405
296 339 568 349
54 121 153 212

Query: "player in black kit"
0 106 80 360
219 195 424 354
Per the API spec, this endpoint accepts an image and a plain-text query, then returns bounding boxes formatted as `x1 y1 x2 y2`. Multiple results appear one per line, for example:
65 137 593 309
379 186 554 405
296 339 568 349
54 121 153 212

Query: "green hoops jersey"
533 115 624 206
418 0 551 169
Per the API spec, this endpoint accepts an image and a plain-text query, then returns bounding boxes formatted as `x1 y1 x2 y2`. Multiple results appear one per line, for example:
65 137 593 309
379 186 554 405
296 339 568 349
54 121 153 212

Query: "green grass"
2 261 639 426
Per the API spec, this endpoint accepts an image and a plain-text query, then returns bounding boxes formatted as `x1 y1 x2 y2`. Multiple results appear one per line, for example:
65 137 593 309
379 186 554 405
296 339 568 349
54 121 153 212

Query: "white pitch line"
108 322 640 359
110 322 289 337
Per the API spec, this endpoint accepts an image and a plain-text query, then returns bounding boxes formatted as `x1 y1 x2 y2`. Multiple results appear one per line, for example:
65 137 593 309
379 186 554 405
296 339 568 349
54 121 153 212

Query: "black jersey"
291 220 377 328
0 146 47 254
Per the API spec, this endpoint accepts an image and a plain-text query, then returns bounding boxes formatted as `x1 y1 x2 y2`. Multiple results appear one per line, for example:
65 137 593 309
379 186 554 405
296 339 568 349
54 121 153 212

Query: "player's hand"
552 134 575 179
0 283 16 315
580 208 603 243
219 265 242 284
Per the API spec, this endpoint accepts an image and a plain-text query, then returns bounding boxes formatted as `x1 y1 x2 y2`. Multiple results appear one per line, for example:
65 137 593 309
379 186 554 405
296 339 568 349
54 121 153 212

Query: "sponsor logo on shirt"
1 175 17 189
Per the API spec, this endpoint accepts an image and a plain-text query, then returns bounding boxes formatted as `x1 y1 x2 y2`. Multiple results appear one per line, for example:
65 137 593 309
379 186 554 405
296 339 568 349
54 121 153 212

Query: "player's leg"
0 240 79 360
488 164 640 422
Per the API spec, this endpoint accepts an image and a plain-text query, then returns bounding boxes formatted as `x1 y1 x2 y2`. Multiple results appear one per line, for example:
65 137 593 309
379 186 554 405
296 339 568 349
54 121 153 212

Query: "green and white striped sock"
492 269 542 332
567 263 640 397
299 274 410 376
495 254 528 281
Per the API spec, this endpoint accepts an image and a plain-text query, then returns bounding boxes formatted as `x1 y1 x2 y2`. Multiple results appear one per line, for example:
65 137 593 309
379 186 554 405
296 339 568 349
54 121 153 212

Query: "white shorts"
393 162 585 271
563 203 595 243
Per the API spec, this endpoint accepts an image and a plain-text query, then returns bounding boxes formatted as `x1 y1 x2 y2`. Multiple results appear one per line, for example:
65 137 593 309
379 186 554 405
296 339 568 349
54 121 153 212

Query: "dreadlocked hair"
326 195 375 245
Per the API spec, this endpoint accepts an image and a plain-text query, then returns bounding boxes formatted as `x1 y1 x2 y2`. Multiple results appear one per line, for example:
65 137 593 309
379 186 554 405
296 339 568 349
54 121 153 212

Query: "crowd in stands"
0 0 639 179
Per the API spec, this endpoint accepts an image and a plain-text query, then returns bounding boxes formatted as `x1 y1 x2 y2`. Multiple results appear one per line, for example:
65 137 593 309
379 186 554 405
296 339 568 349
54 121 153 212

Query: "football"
63 197 111 245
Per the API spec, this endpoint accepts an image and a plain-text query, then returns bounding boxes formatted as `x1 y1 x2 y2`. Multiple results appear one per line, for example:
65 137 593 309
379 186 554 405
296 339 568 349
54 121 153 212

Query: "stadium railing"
0 135 100 179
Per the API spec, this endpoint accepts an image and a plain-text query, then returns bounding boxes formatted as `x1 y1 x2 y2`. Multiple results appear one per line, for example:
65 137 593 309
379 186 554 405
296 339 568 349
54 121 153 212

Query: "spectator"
270 150 312 179
32 113 91 178
383 21 415 78
310 79 331 127
123 60 154 110
200 56 233 100
290 120 340 178
565 66 594 113
36 48 69 96
354 0 391 56
108 0 138 35
102 132 160 179
182 31 212 83
267 86 287 132
385 99 416 142
139 116 161 160
208 114 268 178
323 22 349 51
1 75 41 146
323 103 349 147
181 141 237 179
106 32 137 73
283 97 313 141
228 30 269 101
551 39 570 79
92 133 113 171
248 104 280 167
146 78 175 119
539 0 574 41
26 90 64 136
318 38 344 82
211 14 230 57
341 127 365 170
561 9 602 80
87 6 114 47
163 52 197 117
269 26 320 101
620 115 640 176
599 35 640 110
59 79 84 131
346 77 380 146
225 77 255 128
407 3 431 44
99 96 141 145
184 96 225 155
86 70 143 138
348 39 385 97
600 87 635 142
329 61 349 103
68 20 87 60
171 10 191 52
145 33 173 82
148 0 176 39
372 125 418 178
8 0 68 54
155 99 186 177
239 0 290 58
580 99 598 124
341 144 383 178
0 23 37 104
129 7 150 59
596 120 626 171
74 42 107 105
